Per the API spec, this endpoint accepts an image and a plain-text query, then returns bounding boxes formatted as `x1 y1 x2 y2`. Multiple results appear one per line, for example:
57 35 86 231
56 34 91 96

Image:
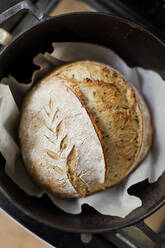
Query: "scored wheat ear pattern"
42 97 79 177
42 97 70 175
41 97 88 196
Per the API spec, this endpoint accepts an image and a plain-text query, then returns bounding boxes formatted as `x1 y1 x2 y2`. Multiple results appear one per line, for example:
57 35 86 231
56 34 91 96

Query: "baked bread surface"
19 61 152 198
19 77 105 197
52 61 152 187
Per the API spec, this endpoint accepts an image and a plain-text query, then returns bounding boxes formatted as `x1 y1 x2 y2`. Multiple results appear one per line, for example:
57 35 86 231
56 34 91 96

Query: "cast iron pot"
0 0 165 245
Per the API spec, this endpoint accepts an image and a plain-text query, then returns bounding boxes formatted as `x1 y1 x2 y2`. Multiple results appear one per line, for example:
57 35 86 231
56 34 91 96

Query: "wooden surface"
0 0 165 247
0 210 51 248
50 0 91 16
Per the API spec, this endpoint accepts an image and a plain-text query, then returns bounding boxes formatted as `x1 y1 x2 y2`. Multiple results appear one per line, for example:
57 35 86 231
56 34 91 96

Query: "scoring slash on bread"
19 61 152 198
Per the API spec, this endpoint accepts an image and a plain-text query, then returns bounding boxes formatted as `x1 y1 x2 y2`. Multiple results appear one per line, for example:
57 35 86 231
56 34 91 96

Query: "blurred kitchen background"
0 0 165 247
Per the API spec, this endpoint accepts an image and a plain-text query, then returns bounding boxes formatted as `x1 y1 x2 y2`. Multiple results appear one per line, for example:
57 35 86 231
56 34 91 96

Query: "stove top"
83 0 165 42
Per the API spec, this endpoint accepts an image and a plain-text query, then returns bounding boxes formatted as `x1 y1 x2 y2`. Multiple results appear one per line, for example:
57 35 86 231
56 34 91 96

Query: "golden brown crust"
52 60 152 187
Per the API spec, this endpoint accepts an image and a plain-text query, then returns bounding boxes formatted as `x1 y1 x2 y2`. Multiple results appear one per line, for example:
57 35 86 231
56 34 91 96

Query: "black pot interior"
0 13 165 233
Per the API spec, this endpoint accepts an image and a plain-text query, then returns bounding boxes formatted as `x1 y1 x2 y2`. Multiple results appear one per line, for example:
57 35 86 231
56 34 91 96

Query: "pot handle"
135 220 165 244
0 0 45 26
102 220 165 247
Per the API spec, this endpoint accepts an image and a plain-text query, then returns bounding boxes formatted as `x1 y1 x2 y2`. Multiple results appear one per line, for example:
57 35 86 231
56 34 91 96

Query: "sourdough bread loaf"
19 61 152 197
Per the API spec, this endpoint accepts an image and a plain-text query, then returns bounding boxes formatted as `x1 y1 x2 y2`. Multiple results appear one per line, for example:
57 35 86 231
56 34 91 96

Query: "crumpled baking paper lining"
0 42 165 217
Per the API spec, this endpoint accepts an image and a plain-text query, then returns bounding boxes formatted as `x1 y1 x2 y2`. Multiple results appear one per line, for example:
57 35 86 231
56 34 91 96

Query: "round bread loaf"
19 61 152 197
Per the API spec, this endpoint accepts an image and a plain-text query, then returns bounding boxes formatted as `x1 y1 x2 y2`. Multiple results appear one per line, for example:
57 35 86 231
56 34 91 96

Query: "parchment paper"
0 42 165 217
